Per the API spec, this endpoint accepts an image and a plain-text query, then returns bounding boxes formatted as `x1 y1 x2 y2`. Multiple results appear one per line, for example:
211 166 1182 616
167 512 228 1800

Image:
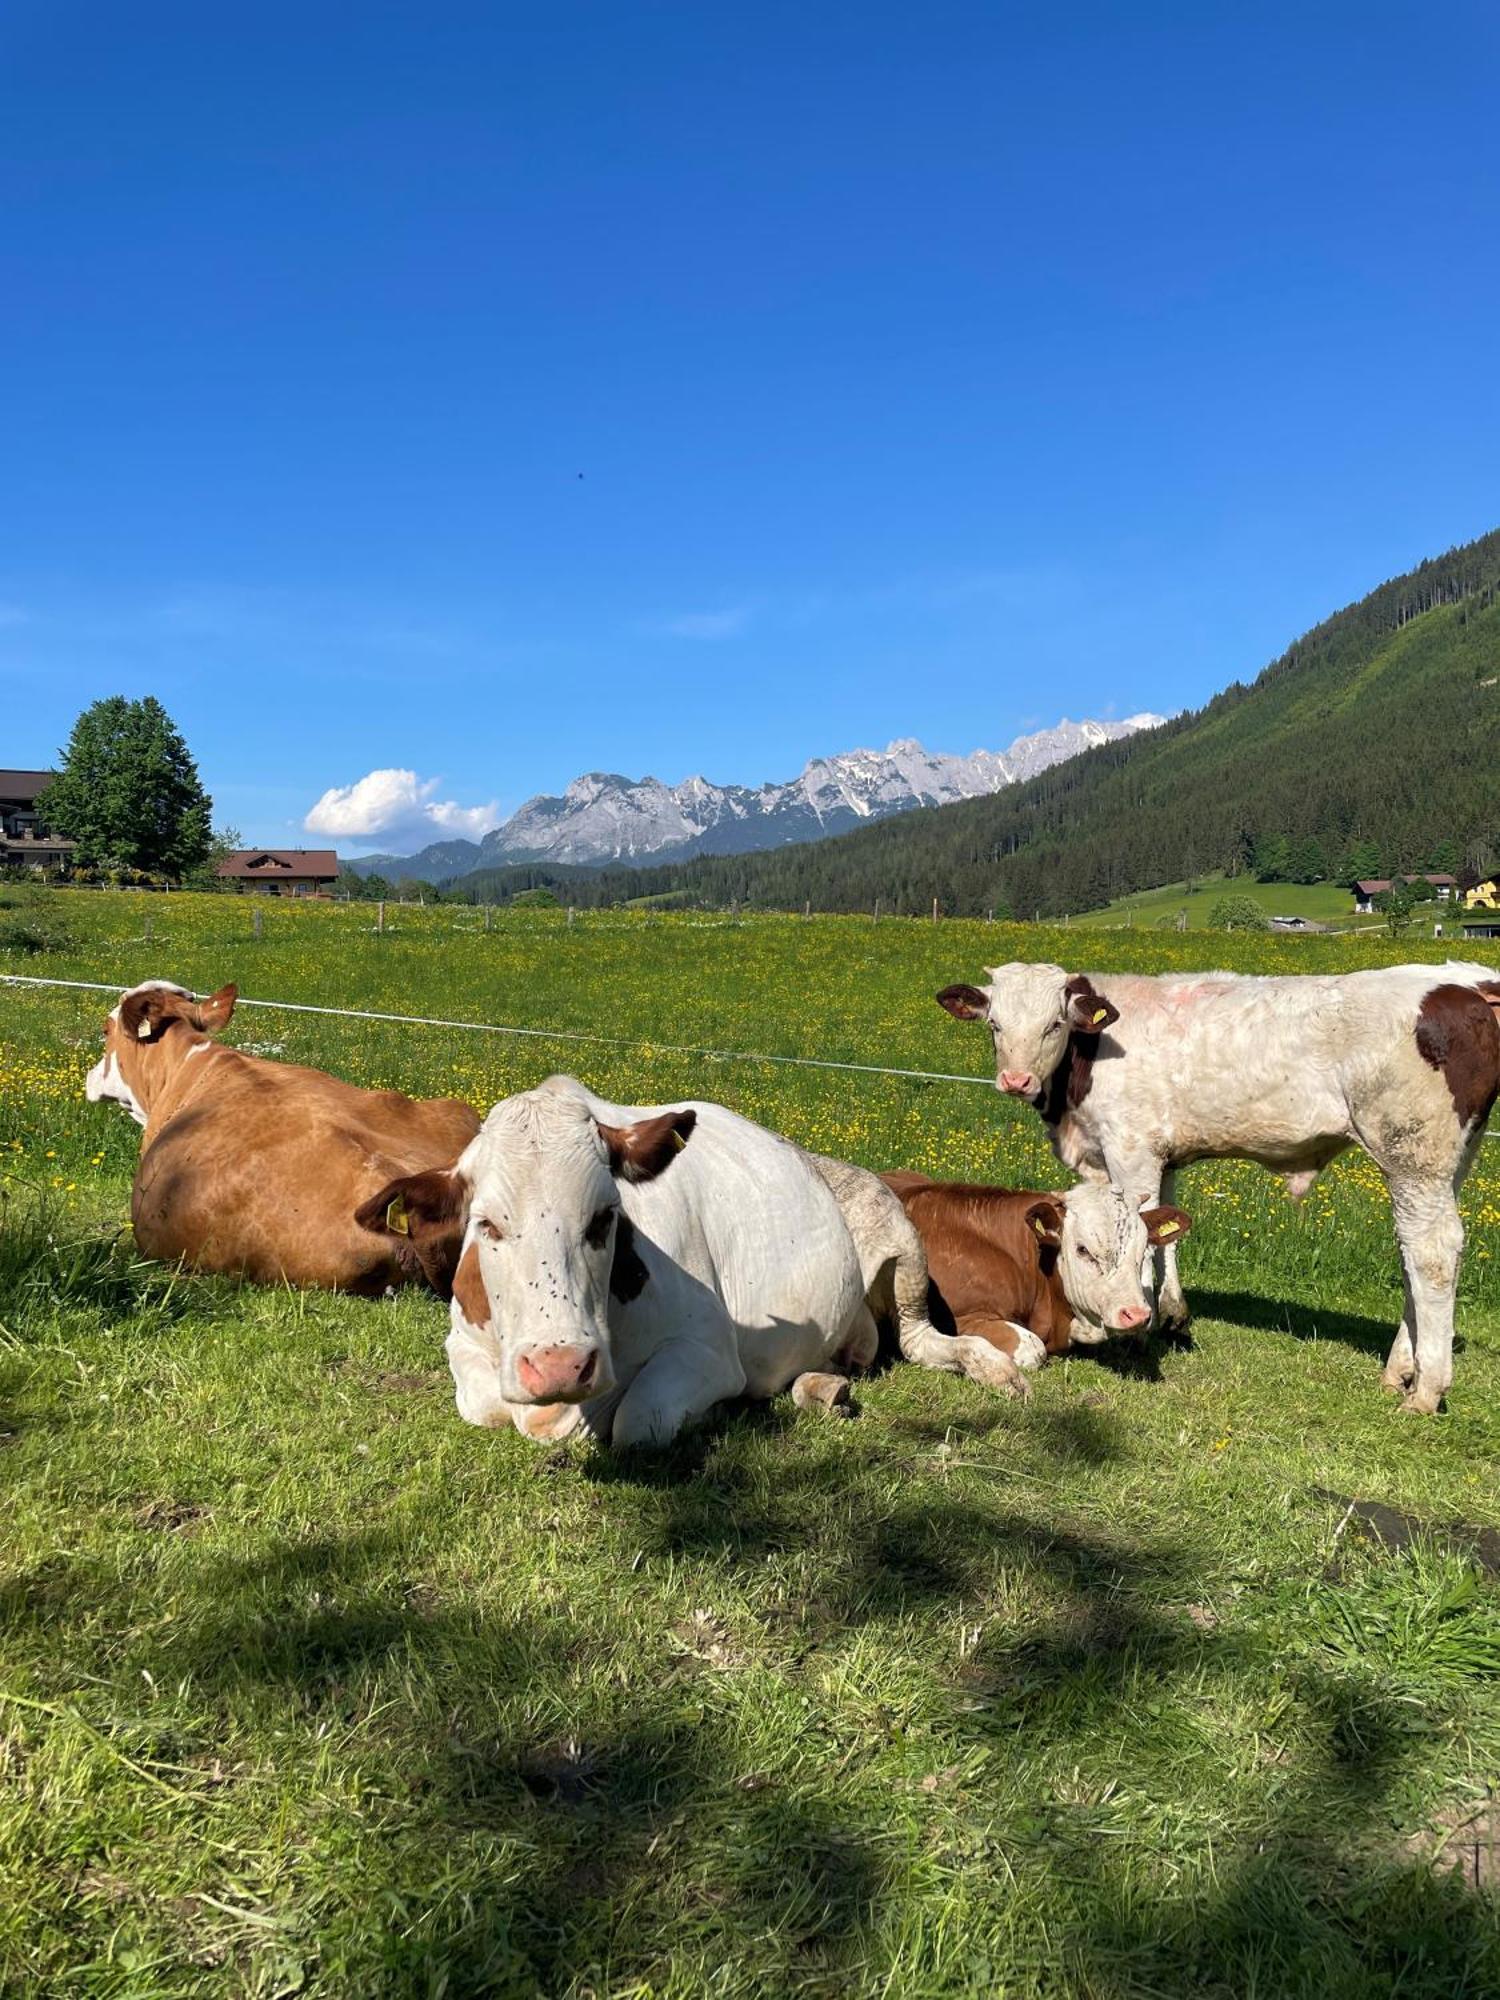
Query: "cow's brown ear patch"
1142 1204 1193 1245
192 983 238 1032
355 1168 469 1297
452 1243 491 1329
1064 975 1118 1034
936 984 989 1022
609 1212 650 1302
120 989 188 1044
598 1108 696 1183
1024 1196 1065 1246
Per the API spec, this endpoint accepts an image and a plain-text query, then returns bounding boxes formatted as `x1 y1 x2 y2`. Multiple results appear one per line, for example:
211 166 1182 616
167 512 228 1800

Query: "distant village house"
215 849 339 896
1350 874 1456 914
1459 871 1500 911
0 770 77 871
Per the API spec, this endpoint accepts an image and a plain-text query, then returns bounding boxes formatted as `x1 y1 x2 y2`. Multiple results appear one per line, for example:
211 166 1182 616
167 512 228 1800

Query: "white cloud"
655 606 751 640
303 768 498 850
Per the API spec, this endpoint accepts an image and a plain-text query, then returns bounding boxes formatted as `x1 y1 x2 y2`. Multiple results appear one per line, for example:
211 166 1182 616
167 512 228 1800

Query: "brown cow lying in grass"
882 1172 1193 1371
86 979 480 1293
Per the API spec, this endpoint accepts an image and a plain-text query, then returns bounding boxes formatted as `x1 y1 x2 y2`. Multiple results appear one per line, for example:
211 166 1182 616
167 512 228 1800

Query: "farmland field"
3 889 1500 1998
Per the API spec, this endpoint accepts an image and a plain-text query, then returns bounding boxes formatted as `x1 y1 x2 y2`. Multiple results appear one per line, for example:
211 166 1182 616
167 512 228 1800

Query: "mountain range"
345 715 1165 881
495 528 1499 921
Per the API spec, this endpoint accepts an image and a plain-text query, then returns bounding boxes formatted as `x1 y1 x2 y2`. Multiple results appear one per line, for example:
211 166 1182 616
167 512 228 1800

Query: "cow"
936 960 1500 1411
85 979 480 1293
882 1172 1193 1366
352 1074 873 1449
800 1152 1033 1397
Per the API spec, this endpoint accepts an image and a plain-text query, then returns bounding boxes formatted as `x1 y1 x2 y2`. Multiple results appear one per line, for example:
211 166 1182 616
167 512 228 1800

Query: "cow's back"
575 1089 866 1394
884 1176 1052 1331
133 1053 479 1290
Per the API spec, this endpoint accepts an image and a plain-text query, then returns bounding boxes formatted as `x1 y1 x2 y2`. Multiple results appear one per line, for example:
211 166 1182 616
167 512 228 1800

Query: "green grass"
1067 874 1398 932
3 891 1500 1997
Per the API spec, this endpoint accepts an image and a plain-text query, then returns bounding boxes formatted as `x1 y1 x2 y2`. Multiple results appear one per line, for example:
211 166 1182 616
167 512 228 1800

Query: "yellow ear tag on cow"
1033 1217 1048 1237
1092 1007 1109 1025
1157 1218 1180 1236
386 1196 410 1236
671 1128 687 1152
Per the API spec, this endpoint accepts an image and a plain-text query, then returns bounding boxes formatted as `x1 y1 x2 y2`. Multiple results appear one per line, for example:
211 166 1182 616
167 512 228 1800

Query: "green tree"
1377 879 1416 936
1287 836 1326 883
183 824 243 892
42 697 213 880
1252 834 1291 882
1206 895 1270 932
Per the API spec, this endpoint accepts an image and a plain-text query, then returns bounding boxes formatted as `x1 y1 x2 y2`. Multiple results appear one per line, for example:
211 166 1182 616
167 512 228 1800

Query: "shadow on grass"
1192 1286 1403 1360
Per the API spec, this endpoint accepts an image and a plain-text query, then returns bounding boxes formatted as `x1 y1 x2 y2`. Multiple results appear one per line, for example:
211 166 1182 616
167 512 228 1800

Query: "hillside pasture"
2 891 1500 1997
1065 873 1389 932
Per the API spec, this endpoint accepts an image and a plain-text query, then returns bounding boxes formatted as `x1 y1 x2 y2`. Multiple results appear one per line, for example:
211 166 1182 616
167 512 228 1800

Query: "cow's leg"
1386 1175 1464 1415
607 1335 747 1451
1154 1166 1190 1331
954 1309 1048 1375
1381 1266 1417 1393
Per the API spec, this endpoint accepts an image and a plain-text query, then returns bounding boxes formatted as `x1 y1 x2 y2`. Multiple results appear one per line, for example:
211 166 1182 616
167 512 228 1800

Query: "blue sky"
4 2 1498 852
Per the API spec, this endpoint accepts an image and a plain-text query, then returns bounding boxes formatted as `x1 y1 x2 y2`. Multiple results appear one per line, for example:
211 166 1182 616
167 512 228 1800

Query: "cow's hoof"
953 1338 1030 1399
792 1371 854 1416
1157 1307 1192 1338
1381 1366 1414 1394
1400 1386 1444 1416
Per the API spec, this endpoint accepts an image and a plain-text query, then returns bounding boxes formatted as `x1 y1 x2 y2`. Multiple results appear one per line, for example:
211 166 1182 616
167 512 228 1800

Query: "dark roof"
1353 874 1457 894
216 848 339 879
0 770 57 801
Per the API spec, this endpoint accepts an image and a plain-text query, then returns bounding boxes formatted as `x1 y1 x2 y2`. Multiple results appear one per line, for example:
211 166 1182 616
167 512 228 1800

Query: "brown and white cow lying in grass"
937 960 1500 1411
882 1172 1192 1368
354 1075 873 1449
86 979 479 1293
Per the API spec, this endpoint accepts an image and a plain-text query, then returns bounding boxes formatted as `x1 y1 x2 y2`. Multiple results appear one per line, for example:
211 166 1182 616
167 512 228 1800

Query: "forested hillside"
454 530 1500 917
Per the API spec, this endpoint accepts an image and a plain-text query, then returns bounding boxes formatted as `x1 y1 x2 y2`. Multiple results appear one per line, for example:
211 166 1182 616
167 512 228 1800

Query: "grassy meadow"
1066 874 1392 933
3 888 1500 1997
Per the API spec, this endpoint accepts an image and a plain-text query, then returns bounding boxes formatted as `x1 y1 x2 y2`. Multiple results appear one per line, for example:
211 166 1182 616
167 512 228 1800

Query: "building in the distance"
0 769 77 871
1350 873 1457 914
215 848 340 897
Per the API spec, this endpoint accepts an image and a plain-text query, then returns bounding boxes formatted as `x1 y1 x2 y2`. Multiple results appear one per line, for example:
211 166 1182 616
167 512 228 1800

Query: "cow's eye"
1076 1244 1097 1264
584 1205 616 1248
476 1218 504 1244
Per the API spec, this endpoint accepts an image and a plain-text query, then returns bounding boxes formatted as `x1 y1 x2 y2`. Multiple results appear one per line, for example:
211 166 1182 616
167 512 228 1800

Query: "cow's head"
936 962 1118 1103
1025 1183 1191 1337
85 979 238 1125
355 1077 696 1408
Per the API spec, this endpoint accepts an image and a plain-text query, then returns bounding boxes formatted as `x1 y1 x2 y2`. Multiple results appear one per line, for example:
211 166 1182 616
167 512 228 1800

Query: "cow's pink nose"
1113 1304 1152 1331
516 1344 600 1402
1000 1070 1037 1097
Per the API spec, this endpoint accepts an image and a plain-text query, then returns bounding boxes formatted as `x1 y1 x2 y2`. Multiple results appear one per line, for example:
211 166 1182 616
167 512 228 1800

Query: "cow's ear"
1064 976 1118 1034
120 989 182 1043
1024 1196 1066 1247
1142 1204 1192 1246
936 983 989 1023
597 1108 696 1183
355 1168 470 1297
192 983 237 1032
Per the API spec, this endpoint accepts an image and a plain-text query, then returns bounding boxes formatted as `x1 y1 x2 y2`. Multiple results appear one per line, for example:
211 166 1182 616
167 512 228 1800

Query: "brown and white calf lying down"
883 1173 1191 1369
86 979 479 1293
937 959 1500 1410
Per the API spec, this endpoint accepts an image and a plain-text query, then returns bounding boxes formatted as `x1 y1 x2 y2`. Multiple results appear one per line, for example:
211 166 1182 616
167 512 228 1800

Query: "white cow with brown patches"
936 960 1500 1412
355 1074 870 1449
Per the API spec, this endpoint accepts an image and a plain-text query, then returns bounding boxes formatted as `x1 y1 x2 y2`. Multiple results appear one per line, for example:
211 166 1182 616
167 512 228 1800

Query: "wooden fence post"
932 897 939 924
252 906 262 940
377 901 385 934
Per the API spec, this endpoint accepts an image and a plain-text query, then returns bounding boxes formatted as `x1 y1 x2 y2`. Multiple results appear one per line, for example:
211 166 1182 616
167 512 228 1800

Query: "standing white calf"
936 961 1500 1412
